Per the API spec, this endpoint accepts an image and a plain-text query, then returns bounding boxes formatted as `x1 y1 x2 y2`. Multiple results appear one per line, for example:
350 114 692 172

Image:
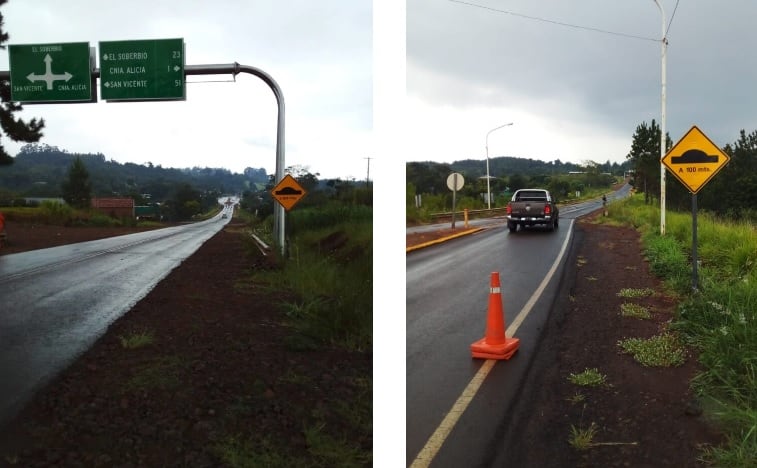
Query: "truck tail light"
506 202 512 215
544 204 551 215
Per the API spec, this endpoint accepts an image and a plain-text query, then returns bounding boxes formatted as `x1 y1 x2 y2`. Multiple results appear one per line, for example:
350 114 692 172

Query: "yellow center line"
409 220 574 468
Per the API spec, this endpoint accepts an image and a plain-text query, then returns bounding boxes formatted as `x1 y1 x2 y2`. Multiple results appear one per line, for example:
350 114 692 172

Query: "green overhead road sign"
9 42 93 102
99 38 185 101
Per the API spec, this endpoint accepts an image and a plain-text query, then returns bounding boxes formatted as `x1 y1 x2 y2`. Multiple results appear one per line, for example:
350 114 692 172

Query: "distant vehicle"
506 189 559 233
221 213 228 219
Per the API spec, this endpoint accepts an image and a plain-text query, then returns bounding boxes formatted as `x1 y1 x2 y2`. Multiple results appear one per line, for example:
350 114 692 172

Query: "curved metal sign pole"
186 63 286 255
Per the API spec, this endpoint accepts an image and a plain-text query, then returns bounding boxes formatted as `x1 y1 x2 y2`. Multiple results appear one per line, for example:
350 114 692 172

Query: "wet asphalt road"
0 205 233 429
406 186 632 467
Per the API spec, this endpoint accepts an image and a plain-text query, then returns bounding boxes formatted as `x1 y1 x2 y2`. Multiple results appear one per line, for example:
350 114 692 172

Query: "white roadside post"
652 0 667 235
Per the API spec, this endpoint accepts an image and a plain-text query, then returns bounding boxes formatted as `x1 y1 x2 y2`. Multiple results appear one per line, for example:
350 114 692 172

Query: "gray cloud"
408 0 757 161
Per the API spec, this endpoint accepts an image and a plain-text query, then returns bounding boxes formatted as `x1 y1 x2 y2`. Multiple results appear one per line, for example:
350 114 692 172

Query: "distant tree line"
406 156 625 210
239 164 372 220
0 143 269 200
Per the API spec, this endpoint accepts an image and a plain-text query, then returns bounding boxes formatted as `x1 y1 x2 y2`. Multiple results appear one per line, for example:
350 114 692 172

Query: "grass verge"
609 193 757 466
230 202 372 465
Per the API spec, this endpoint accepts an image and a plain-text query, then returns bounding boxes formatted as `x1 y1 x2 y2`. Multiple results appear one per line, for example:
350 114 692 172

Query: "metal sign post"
692 193 698 290
184 63 286 255
446 172 464 229
663 125 730 291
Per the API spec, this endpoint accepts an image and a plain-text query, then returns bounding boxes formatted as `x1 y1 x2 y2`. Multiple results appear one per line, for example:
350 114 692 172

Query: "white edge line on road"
409 219 575 468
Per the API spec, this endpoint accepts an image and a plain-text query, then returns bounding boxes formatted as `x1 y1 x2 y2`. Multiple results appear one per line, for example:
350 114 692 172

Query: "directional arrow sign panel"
9 42 92 102
662 125 731 193
99 38 185 101
271 174 307 211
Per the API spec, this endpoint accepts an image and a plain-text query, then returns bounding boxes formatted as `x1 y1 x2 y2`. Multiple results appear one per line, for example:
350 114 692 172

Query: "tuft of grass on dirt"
620 302 652 319
569 422 598 450
566 392 586 405
568 368 607 387
118 329 155 349
617 333 686 367
123 355 187 393
212 420 372 468
617 287 656 298
213 435 310 468
303 422 372 467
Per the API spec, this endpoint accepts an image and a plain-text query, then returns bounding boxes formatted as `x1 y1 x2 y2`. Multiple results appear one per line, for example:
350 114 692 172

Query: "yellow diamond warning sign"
662 125 730 194
271 174 307 211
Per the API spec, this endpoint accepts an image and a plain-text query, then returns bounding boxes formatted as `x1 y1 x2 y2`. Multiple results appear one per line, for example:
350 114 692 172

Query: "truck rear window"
515 191 548 201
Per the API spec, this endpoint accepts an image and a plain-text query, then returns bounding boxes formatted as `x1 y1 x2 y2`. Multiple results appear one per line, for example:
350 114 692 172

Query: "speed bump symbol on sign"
662 125 730 194
271 174 307 211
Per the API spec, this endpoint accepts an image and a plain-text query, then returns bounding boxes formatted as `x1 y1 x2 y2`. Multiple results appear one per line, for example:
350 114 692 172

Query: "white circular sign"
446 172 464 191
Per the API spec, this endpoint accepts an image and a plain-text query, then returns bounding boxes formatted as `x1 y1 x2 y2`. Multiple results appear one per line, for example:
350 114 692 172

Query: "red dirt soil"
0 213 728 466
0 219 372 466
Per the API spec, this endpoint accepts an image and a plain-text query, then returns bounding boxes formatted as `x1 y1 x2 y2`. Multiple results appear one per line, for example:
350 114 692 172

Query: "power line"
448 0 658 42
666 0 680 37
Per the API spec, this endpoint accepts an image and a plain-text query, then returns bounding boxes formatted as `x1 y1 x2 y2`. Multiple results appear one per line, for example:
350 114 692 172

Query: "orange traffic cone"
470 272 520 360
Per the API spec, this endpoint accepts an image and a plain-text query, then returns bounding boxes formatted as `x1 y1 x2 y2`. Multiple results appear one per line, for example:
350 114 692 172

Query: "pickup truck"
506 189 559 233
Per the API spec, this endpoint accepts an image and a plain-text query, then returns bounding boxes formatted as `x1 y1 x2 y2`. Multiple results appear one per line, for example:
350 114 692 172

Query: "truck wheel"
548 219 556 232
508 222 517 233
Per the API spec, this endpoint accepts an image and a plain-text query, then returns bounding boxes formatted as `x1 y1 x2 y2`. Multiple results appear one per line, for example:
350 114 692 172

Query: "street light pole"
485 122 513 210
653 0 667 235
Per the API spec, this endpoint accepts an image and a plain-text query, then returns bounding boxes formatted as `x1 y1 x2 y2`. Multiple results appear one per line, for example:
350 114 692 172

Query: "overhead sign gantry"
4 39 288 255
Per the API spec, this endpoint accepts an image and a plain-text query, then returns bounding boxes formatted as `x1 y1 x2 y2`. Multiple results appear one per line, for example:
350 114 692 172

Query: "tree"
627 120 665 204
286 164 320 192
699 129 757 219
0 0 45 165
507 173 528 192
170 183 201 220
61 157 92 208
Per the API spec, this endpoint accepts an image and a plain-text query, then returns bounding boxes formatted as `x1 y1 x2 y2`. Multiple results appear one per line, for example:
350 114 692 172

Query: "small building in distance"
91 198 135 219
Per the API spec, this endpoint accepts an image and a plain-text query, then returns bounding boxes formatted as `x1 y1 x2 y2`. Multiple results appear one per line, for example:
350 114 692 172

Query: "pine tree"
0 0 45 165
61 157 91 208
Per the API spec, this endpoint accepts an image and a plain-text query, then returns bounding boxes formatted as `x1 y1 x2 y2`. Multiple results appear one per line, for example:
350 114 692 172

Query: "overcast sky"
0 0 372 180
406 0 757 169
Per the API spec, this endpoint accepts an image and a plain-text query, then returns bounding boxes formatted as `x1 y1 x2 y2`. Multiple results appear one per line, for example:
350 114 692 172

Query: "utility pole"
364 157 372 186
653 0 667 235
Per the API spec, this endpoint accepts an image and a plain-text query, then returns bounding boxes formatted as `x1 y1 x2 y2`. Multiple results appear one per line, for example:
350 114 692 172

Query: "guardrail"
429 207 508 221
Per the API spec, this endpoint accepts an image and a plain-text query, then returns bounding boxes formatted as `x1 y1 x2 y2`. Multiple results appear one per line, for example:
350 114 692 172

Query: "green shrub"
39 201 74 225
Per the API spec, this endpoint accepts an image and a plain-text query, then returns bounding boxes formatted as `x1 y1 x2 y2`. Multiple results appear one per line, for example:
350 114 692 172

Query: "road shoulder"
497 215 723 467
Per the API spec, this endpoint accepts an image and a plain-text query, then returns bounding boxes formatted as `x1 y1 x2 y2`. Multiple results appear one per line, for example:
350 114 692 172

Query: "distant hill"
0 143 270 200
418 156 630 179
407 156 631 195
